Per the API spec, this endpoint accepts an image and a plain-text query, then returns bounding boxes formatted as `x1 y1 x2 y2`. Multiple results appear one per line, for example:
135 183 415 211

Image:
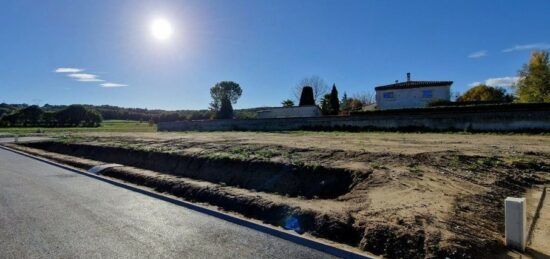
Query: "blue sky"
1 0 549 110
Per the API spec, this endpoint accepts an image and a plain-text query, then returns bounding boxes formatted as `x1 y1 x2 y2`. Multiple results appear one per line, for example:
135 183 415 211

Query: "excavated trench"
21 141 360 199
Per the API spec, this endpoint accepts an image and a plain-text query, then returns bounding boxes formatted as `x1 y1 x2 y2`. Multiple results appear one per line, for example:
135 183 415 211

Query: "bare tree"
352 91 375 105
293 75 329 103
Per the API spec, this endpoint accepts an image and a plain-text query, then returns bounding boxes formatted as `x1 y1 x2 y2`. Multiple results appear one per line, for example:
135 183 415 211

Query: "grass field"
0 120 156 134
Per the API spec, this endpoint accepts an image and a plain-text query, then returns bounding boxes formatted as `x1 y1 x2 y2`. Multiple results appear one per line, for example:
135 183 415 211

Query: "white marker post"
505 197 526 251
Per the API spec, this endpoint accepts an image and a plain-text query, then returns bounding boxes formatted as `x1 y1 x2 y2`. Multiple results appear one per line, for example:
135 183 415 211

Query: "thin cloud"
55 67 125 87
55 67 83 73
469 76 520 88
468 50 487 58
503 43 550 52
100 82 127 88
67 73 103 82
77 78 104 82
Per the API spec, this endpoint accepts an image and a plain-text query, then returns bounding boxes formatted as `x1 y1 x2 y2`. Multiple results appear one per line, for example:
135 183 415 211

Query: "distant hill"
0 103 271 122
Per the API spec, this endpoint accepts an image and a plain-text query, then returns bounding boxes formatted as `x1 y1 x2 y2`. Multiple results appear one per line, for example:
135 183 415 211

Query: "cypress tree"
299 86 315 106
329 84 340 115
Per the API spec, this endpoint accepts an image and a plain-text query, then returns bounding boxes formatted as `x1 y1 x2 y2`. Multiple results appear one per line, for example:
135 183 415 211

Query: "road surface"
0 148 337 258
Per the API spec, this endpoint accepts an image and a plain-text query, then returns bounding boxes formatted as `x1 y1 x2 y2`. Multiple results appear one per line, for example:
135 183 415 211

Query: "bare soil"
10 131 550 258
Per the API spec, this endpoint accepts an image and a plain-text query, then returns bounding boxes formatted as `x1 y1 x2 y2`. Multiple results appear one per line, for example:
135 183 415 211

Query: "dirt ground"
13 131 550 258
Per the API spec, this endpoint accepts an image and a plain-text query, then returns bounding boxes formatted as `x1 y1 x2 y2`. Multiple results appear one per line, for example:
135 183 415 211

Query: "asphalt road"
0 148 337 259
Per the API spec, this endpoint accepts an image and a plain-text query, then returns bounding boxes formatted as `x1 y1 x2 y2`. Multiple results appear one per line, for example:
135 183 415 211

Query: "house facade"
375 73 452 110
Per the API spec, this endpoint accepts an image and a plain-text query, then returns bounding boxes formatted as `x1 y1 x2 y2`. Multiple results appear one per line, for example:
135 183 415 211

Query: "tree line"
442 50 550 104
0 105 102 127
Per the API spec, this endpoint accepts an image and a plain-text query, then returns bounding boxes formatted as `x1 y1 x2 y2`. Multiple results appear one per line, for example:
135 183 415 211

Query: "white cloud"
485 76 520 87
100 82 127 88
55 67 83 73
503 43 550 52
67 73 103 82
77 78 104 82
468 50 487 58
468 81 482 87
55 67 125 87
469 76 520 88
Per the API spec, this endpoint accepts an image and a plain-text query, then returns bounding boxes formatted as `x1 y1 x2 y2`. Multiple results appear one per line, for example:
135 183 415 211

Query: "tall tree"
340 92 351 115
516 50 550 103
298 86 315 106
210 81 242 119
294 75 328 103
457 84 513 102
329 84 340 115
320 94 331 115
216 96 234 119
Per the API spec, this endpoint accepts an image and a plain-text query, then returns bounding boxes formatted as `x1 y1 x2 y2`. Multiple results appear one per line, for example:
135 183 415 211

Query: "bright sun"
151 18 173 41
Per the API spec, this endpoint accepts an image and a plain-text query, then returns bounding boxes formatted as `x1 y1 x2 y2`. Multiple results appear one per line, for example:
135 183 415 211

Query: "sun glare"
151 18 173 41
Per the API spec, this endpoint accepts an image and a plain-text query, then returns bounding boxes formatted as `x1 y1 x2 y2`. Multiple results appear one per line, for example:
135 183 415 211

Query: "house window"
383 92 394 98
422 90 433 98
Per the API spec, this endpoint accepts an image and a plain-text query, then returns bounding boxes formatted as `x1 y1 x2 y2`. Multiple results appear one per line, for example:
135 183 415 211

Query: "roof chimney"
407 72 411 82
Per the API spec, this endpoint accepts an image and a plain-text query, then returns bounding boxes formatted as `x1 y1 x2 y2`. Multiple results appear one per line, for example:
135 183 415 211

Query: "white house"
375 73 452 110
256 105 322 119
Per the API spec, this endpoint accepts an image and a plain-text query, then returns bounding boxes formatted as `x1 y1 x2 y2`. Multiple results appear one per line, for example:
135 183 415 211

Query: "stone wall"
158 105 550 132
256 106 322 119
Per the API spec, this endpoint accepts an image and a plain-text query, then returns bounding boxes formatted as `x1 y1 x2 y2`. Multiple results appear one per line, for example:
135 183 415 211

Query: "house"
256 105 322 119
375 73 452 110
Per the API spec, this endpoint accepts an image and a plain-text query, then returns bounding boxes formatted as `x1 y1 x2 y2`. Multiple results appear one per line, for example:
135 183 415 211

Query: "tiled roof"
375 81 453 91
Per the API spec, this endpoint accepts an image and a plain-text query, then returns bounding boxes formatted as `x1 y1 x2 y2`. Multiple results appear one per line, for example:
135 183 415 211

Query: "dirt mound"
22 141 362 199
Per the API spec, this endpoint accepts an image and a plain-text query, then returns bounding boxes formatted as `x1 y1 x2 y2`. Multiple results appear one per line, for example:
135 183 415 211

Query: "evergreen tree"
209 81 242 119
216 97 234 119
320 94 331 115
299 86 315 106
329 84 340 115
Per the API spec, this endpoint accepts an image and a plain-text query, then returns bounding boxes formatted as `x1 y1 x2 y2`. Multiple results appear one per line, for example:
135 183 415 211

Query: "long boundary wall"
158 107 550 132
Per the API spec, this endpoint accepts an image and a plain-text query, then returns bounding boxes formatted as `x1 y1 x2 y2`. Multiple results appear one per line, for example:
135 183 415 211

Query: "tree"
55 105 102 126
349 99 363 111
210 81 242 119
298 86 315 106
353 91 375 106
19 105 44 126
216 96 234 119
281 99 294 107
320 94 331 115
83 109 102 127
515 50 550 103
328 84 340 115
457 84 513 102
340 92 350 114
294 75 328 103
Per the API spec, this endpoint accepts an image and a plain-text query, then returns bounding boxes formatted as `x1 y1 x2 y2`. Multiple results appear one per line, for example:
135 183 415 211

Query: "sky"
1 0 550 110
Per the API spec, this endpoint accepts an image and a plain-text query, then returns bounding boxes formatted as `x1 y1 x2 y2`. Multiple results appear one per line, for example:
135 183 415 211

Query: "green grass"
0 120 156 134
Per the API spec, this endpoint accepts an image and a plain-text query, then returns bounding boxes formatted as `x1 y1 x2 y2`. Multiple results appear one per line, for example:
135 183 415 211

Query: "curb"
0 144 373 259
